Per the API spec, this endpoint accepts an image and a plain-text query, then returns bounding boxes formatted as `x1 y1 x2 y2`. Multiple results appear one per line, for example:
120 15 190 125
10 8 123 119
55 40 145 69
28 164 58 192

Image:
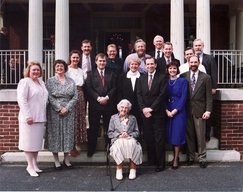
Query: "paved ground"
0 162 242 191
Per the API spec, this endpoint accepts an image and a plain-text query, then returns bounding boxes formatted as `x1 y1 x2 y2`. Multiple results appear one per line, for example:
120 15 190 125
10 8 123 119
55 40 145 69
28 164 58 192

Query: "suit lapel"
94 70 104 92
191 71 203 97
149 71 159 95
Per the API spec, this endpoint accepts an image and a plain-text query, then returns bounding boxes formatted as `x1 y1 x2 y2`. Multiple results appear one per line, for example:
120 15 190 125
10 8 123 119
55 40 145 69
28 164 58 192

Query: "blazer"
117 73 141 117
85 69 117 111
202 53 218 89
180 71 213 118
108 114 139 144
78 54 96 70
156 53 180 74
137 71 167 118
17 78 48 123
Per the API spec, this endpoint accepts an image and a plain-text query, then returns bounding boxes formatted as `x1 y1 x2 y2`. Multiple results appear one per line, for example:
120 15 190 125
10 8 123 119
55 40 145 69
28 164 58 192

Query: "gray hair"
128 56 141 66
134 39 146 49
153 35 164 43
117 99 132 111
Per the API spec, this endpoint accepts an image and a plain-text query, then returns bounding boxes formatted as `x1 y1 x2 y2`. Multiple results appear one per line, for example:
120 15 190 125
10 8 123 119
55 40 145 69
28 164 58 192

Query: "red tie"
100 70 104 87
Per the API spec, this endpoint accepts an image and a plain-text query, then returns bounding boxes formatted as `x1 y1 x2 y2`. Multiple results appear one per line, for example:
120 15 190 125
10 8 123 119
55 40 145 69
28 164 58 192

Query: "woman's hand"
59 107 68 116
26 118 33 125
118 132 129 138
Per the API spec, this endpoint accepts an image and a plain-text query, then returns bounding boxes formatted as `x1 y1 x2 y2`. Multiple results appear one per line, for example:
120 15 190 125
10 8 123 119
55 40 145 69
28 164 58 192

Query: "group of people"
17 35 217 181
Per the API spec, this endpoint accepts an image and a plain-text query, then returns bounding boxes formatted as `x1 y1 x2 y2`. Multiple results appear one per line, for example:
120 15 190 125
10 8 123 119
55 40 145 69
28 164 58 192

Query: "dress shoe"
171 157 179 170
116 169 123 181
63 160 74 169
185 160 194 166
199 161 206 168
206 134 211 142
167 157 180 166
26 167 39 177
87 151 94 157
156 165 164 172
34 168 43 173
129 169 136 180
54 164 62 171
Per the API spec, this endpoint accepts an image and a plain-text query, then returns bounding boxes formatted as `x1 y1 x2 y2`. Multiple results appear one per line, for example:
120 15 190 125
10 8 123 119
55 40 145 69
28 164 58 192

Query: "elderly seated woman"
108 99 143 181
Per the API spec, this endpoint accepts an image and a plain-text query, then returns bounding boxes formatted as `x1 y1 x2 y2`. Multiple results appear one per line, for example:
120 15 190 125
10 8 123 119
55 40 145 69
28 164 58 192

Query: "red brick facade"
0 102 19 155
1 101 243 158
212 100 243 158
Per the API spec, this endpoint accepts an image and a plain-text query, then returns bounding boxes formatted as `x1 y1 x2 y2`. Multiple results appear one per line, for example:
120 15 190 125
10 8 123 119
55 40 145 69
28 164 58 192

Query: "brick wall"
0 102 19 155
212 100 243 157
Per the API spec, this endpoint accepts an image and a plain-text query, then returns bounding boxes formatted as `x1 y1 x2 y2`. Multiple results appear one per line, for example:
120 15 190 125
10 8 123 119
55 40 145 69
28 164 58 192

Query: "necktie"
167 59 170 64
148 74 153 90
100 70 105 87
86 56 91 71
191 73 196 92
157 50 160 59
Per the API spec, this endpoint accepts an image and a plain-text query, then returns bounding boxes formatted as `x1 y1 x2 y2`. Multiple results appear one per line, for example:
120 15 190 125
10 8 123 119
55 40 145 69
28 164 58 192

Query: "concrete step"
1 149 240 164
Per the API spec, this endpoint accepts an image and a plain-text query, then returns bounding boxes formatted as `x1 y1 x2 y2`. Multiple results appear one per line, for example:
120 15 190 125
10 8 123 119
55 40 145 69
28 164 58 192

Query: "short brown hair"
81 39 92 46
68 50 81 65
144 56 156 64
24 61 43 78
53 59 68 72
165 61 180 75
95 53 106 61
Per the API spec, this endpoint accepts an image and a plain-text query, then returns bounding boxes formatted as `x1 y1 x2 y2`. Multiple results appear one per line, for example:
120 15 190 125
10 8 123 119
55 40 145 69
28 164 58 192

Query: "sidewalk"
0 162 242 191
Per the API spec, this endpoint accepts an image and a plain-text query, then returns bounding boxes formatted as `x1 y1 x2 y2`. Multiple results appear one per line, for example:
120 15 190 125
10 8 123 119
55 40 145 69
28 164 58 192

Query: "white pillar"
229 13 236 50
236 9 243 50
196 0 210 54
55 0 69 62
28 0 43 63
0 13 3 28
170 0 184 64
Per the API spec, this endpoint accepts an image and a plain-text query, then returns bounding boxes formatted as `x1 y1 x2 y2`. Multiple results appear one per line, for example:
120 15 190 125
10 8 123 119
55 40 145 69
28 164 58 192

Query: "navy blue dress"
166 77 188 145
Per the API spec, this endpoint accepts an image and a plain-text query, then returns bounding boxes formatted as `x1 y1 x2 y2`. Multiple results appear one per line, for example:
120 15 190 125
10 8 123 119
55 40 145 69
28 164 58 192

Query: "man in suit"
123 39 150 74
148 35 164 59
79 39 96 80
85 53 117 157
193 39 217 142
137 56 167 172
180 55 213 168
179 47 206 75
156 42 180 74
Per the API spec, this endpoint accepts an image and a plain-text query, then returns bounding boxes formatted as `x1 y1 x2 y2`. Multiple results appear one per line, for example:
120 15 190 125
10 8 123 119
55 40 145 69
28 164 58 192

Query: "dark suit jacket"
0 33 9 50
180 71 213 118
156 53 180 74
137 71 167 118
85 69 117 111
202 53 218 89
117 73 142 117
78 54 96 70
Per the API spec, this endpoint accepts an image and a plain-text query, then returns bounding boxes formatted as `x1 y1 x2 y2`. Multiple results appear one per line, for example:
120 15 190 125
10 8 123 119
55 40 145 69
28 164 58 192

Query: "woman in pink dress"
17 61 48 177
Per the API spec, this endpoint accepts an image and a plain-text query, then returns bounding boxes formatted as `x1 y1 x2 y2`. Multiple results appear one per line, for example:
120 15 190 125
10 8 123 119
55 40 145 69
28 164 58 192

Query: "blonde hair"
24 61 43 78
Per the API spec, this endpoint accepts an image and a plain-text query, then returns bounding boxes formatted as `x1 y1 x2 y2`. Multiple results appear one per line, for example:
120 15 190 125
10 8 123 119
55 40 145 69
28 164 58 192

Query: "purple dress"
166 77 188 145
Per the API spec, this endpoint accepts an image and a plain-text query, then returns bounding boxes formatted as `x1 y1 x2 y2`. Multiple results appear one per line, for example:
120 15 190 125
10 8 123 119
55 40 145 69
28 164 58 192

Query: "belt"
77 86 82 91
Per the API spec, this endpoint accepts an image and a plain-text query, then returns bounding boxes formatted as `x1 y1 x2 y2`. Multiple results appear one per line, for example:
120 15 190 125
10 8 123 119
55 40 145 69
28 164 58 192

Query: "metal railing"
0 50 243 89
211 50 243 88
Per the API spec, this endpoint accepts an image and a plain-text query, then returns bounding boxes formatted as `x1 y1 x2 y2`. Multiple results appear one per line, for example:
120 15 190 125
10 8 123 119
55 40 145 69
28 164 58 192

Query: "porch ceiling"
2 0 243 12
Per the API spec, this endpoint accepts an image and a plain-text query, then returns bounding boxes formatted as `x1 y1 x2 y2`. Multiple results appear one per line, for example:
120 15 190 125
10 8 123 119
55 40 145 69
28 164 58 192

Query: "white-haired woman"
108 99 142 181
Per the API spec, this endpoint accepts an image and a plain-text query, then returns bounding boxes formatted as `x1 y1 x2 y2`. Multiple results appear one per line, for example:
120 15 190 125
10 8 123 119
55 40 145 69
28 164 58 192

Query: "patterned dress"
44 75 78 153
66 67 87 143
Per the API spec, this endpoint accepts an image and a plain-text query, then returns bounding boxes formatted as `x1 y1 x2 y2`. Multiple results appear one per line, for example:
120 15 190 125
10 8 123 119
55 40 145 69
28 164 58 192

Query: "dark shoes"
54 164 62 171
199 161 206 168
87 151 94 157
156 165 165 172
63 160 74 169
206 134 211 142
167 157 180 166
185 160 194 166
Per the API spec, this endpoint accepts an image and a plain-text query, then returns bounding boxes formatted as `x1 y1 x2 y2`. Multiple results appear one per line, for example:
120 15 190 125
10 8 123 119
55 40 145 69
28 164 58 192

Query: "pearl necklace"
169 78 177 86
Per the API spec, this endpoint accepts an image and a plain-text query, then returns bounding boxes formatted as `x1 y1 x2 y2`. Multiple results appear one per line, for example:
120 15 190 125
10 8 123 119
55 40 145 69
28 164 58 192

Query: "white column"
0 13 3 28
236 9 243 50
28 0 43 63
196 0 210 54
170 0 184 64
229 12 236 50
55 0 69 62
